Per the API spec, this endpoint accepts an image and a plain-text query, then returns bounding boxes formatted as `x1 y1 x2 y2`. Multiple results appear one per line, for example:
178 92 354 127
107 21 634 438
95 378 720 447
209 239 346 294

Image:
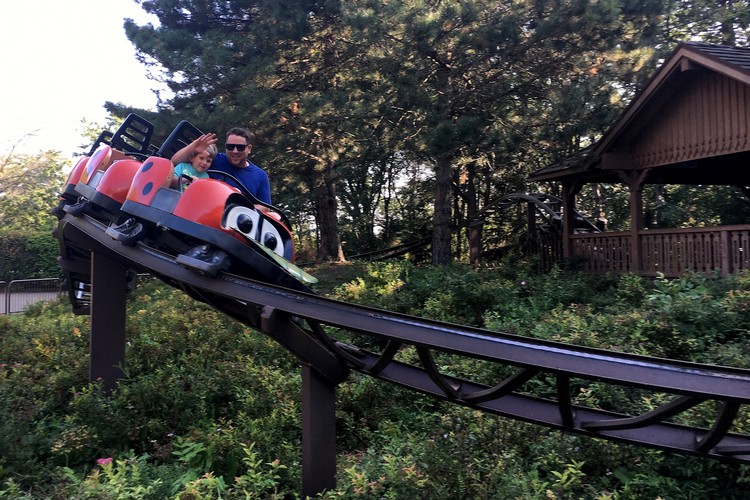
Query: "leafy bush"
329 261 750 497
2 263 750 498
0 232 61 281
0 281 301 497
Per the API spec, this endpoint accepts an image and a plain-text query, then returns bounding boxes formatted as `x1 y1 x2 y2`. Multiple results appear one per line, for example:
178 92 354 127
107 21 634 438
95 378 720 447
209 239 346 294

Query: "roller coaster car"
52 155 90 219
59 112 157 222
106 156 317 290
63 144 144 222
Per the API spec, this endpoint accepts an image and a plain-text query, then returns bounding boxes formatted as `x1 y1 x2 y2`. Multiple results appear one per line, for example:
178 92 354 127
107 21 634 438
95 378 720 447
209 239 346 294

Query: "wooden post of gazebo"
561 181 581 259
622 170 648 274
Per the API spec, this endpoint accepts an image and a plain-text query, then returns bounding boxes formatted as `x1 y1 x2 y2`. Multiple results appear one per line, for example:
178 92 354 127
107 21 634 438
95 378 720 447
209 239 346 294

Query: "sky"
2 0 168 158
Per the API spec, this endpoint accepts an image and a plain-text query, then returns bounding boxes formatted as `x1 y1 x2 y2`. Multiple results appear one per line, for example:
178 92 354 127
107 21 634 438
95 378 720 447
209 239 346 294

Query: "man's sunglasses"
226 143 248 152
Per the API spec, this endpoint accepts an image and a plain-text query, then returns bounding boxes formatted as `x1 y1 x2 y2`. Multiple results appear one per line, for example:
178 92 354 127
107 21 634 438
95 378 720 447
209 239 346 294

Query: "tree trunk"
314 159 345 262
432 60 454 266
383 163 393 241
467 224 482 265
464 161 482 266
432 154 453 265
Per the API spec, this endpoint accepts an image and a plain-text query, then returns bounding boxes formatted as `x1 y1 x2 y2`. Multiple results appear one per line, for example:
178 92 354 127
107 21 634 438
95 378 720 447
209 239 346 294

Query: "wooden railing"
527 231 564 272
571 231 631 273
570 225 750 276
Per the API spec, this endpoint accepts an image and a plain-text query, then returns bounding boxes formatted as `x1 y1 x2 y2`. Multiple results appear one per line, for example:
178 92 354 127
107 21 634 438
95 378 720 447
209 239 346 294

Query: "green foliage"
38 1 749 267
63 452 163 499
0 280 300 497
331 260 750 497
230 442 287 499
662 0 750 45
120 0 720 263
334 260 521 326
0 232 62 281
3 265 750 497
641 185 750 229
0 149 68 236
0 148 68 280
25 232 62 278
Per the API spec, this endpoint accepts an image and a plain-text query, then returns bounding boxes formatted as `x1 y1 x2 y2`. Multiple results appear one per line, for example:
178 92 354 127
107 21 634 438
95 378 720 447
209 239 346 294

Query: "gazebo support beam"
620 170 650 274
561 181 583 259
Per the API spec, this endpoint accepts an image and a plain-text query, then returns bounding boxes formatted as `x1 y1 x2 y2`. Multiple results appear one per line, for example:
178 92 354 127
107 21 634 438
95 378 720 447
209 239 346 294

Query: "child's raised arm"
170 133 218 165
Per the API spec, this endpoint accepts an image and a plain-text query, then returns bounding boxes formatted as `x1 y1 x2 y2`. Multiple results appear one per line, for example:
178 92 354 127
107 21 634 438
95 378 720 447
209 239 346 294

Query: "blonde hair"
190 144 218 160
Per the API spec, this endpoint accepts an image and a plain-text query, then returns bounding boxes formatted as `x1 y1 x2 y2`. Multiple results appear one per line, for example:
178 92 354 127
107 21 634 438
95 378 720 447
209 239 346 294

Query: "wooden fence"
569 225 750 276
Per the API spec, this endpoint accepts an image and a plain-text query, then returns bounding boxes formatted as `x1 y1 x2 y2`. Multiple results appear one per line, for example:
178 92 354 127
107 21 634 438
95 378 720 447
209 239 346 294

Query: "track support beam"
301 364 338 496
260 307 344 495
90 252 128 392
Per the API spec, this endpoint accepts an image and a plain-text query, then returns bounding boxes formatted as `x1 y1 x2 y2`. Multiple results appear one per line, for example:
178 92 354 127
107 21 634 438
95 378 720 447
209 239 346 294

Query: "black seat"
109 113 155 157
157 120 203 159
86 130 114 156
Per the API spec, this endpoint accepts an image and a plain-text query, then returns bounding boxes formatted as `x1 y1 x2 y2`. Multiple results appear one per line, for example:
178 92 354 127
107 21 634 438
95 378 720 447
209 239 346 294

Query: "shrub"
0 231 61 281
3 262 750 497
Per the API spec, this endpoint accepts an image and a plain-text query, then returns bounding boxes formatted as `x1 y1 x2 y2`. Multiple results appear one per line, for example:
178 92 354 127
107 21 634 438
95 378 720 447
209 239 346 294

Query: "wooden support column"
89 252 128 393
629 187 643 273
561 182 582 259
720 229 731 275
622 170 649 274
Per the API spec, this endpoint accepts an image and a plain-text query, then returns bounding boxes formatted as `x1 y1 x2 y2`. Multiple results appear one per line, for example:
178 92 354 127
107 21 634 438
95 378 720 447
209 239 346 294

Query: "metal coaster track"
56 211 750 494
58 212 750 456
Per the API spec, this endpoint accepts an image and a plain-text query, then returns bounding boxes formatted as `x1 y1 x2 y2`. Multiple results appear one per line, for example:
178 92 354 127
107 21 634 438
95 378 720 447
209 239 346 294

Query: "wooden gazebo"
530 42 750 276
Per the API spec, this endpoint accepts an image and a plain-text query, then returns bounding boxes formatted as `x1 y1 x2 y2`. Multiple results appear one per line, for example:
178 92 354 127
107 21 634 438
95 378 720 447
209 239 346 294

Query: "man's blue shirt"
209 154 271 204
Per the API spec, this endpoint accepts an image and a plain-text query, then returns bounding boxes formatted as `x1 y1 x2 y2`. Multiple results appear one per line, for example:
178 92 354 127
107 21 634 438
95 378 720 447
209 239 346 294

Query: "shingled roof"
530 42 750 184
685 41 750 73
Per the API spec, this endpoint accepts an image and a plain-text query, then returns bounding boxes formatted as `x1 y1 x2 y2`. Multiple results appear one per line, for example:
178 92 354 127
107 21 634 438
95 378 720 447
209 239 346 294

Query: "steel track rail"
58 213 750 464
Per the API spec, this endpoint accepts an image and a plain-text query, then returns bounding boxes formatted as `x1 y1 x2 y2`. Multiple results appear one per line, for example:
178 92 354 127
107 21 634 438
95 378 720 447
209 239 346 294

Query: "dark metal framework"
57 212 750 496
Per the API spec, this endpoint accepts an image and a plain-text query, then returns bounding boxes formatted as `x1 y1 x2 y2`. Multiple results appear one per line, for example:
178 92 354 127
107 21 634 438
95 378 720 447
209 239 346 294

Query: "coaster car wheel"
65 199 91 217
175 244 231 277
106 218 147 246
